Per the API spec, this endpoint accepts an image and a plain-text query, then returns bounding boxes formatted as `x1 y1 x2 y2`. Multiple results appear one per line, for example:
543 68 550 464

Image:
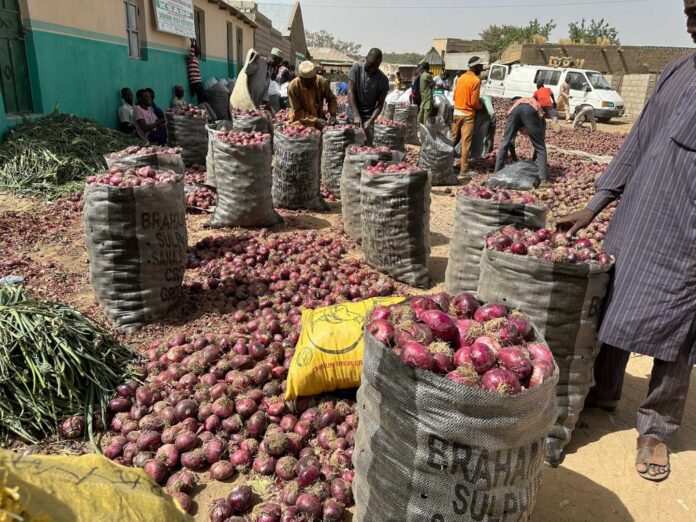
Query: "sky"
274 0 695 53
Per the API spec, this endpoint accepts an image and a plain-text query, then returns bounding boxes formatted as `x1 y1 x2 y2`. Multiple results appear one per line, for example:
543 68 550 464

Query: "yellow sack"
285 297 403 400
0 449 191 522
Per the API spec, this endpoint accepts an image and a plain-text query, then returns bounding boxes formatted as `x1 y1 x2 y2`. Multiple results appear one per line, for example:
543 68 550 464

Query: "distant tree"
568 19 620 45
476 19 556 61
305 30 361 58
382 52 424 65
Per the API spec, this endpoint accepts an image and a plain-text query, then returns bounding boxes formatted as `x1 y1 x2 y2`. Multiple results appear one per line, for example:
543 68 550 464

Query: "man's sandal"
636 436 670 482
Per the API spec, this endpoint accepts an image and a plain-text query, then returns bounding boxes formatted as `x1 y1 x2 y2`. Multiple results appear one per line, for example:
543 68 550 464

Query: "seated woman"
133 89 167 145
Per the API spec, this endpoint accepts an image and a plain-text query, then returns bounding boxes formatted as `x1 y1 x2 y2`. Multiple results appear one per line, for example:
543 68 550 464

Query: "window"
489 66 506 81
534 69 561 86
124 0 140 59
566 72 589 91
586 71 612 90
194 8 206 58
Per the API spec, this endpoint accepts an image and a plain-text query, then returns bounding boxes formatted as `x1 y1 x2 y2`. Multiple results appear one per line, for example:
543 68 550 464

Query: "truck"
482 63 625 122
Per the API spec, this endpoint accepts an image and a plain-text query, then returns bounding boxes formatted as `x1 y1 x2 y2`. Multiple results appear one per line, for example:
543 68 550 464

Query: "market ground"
3 117 693 522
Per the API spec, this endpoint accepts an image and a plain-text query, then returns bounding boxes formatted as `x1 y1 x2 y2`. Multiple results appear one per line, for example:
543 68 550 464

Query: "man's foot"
584 397 619 412
636 436 670 481
459 170 472 178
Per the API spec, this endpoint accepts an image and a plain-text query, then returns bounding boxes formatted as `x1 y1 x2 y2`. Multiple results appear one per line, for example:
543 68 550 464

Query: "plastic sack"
321 126 365 196
205 120 233 187
232 112 271 133
394 103 419 145
353 330 558 522
83 178 187 332
341 148 400 242
444 195 547 295
361 164 431 288
272 130 328 211
478 246 612 466
454 96 496 161
105 150 185 174
418 119 457 186
205 76 218 90
229 49 257 111
373 122 406 152
208 135 282 228
284 297 404 400
0 449 190 521
382 103 395 121
208 82 231 121
485 160 541 190
166 113 209 166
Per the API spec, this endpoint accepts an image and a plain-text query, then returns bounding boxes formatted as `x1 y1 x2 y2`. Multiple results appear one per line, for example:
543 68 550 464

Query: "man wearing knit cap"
287 61 338 129
557 0 696 482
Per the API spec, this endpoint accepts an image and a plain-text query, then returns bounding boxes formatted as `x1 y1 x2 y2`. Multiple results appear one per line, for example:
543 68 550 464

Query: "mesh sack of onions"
208 131 282 228
373 120 406 152
394 103 419 145
205 120 233 187
340 146 400 243
477 225 614 466
444 186 547 295
418 119 458 186
355 292 558 522
360 161 431 288
105 145 185 174
272 125 329 211
231 108 271 133
83 166 187 331
165 107 209 167
321 125 365 196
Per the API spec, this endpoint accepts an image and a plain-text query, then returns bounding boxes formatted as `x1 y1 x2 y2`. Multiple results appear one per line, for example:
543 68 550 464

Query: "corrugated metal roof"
423 47 444 66
255 1 296 36
308 47 355 64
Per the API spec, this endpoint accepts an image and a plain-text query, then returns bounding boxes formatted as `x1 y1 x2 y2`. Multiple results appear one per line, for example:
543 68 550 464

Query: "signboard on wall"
153 0 196 38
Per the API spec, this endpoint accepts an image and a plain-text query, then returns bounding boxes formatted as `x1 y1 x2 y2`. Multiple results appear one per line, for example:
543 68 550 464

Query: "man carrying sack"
230 48 284 113
288 61 338 129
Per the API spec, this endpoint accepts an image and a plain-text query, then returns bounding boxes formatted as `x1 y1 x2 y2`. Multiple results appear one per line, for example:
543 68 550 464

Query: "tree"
382 52 423 65
305 30 361 58
568 19 620 45
477 19 556 61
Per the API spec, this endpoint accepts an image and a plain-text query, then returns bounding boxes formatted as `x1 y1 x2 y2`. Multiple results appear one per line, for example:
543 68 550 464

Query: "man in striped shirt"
556 0 696 482
188 39 207 104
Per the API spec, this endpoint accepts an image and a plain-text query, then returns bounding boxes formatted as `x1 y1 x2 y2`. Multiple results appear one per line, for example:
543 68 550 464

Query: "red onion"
470 343 497 374
230 448 252 471
227 484 254 513
180 448 206 470
174 399 197 421
418 309 457 342
481 368 522 395
451 292 480 319
253 453 276 475
400 341 434 371
166 470 196 494
58 416 85 439
137 430 161 451
155 444 179 469
174 431 199 453
295 493 322 519
508 314 534 341
528 343 554 364
144 459 168 484
235 398 257 418
280 480 301 505
368 319 395 345
446 365 481 387
255 503 282 522
529 360 555 388
209 499 233 522
497 347 533 380
210 460 235 480
275 456 298 481
428 342 454 374
297 464 321 487
204 437 225 463
474 303 508 323
322 499 346 522
370 306 391 321
330 477 353 505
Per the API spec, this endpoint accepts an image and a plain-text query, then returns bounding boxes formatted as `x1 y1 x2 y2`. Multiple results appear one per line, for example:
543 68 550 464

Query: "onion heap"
107 145 181 159
323 124 356 132
276 125 320 138
367 292 556 395
486 225 613 266
375 120 406 128
320 188 338 202
184 165 207 185
86 166 178 187
458 184 537 204
232 108 267 118
167 104 207 117
217 131 271 146
364 162 422 175
403 147 420 166
346 145 391 155
186 187 216 210
273 109 291 123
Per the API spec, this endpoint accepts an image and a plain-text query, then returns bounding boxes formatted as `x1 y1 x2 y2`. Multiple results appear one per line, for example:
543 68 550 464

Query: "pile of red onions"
367 292 556 395
375 120 406 128
273 109 290 123
320 188 338 202
346 145 391 155
403 147 420 166
323 124 356 132
486 225 613 266
277 125 321 138
186 187 216 211
232 108 267 118
86 166 178 187
107 145 181 159
184 165 207 185
459 184 537 205
167 104 207 117
216 131 271 146
364 162 422 174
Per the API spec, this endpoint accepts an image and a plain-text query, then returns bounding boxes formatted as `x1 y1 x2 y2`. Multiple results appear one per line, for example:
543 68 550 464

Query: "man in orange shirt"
452 56 484 176
533 80 558 123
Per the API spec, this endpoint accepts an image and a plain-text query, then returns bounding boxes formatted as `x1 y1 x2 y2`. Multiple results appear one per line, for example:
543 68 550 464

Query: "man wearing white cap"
287 61 338 129
243 47 285 110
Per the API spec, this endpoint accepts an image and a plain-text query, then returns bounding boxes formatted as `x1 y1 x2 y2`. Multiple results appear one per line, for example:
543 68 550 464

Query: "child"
171 85 185 109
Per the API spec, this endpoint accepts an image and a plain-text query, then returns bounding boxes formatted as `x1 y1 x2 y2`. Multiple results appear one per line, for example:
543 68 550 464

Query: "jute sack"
340 147 400 242
477 247 611 466
83 179 187 332
205 120 233 187
373 122 406 152
418 120 457 186
272 130 329 211
353 330 559 522
444 196 547 294
208 135 281 228
320 126 365 196
166 113 208 166
360 164 430 288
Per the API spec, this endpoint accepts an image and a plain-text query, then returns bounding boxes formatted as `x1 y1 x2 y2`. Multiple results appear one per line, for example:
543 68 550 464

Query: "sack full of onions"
360 161 430 288
105 145 185 174
321 124 365 197
445 185 547 295
340 146 401 243
272 125 329 211
354 292 558 522
205 120 233 187
208 131 282 228
231 108 271 134
418 119 458 186
373 120 406 152
83 166 187 331
166 106 209 166
394 103 419 145
477 225 614 466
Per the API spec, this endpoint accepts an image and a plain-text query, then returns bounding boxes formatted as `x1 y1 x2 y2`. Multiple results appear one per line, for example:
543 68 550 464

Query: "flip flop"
636 436 670 482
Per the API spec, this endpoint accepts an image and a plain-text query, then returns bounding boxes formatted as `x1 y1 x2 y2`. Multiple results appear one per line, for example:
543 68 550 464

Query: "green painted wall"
0 25 236 135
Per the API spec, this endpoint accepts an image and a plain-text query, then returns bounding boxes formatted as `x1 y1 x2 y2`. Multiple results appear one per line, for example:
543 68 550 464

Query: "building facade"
0 0 256 134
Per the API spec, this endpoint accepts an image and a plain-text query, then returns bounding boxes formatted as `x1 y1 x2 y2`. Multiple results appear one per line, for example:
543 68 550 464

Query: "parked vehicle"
483 64 625 122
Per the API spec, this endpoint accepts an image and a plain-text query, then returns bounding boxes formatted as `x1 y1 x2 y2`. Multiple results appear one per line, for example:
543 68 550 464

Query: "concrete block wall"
604 73 659 119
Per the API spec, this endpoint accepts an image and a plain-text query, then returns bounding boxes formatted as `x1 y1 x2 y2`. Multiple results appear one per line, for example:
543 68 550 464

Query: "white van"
482 64 625 122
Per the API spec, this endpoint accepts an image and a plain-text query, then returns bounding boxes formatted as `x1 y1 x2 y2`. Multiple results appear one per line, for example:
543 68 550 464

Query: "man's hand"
363 117 375 130
353 114 362 126
555 208 596 237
